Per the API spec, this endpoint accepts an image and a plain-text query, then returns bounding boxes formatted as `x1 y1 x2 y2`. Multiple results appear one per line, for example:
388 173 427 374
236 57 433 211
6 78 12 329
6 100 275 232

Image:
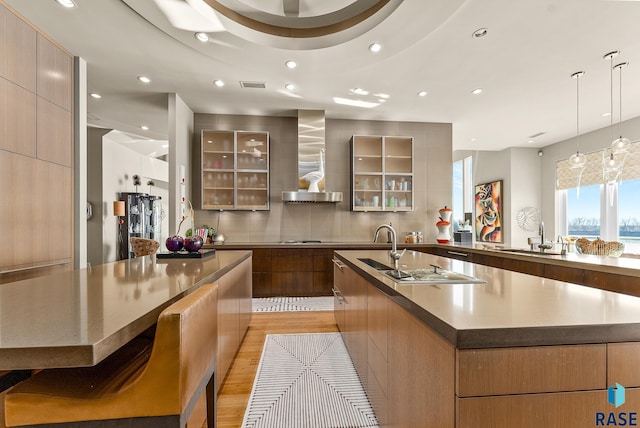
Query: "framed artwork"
475 179 503 243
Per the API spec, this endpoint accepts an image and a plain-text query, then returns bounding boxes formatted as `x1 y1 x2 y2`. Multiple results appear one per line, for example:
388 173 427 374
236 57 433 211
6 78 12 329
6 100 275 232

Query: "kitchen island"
333 249 640 428
0 250 252 371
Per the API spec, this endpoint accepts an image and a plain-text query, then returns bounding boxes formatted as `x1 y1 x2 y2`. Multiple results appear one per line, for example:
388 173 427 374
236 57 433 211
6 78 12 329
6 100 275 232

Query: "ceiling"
6 0 640 152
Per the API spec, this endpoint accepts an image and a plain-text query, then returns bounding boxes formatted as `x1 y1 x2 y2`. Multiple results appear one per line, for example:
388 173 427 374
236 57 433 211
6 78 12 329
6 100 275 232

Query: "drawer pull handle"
332 288 345 304
331 258 345 269
447 251 468 257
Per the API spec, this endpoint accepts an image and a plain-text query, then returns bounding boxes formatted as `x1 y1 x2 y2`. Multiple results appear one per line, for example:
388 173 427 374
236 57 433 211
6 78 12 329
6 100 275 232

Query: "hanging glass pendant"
570 70 586 197
610 61 630 154
611 136 631 154
603 150 624 184
569 151 587 169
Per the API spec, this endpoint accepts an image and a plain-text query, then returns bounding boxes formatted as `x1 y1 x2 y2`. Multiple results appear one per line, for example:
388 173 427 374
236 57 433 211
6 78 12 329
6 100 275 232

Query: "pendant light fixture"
602 51 627 185
569 71 587 169
611 61 630 153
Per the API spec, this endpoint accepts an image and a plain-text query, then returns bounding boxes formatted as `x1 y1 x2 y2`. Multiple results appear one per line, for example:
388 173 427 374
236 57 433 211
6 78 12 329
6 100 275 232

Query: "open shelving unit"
351 135 413 212
201 130 269 210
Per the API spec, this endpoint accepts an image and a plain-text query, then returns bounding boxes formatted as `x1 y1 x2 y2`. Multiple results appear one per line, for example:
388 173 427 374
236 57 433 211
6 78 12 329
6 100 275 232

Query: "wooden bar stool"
4 284 218 428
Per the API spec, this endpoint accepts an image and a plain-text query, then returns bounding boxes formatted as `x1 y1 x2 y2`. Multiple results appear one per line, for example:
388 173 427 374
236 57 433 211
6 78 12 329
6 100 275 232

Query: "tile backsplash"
193 114 452 243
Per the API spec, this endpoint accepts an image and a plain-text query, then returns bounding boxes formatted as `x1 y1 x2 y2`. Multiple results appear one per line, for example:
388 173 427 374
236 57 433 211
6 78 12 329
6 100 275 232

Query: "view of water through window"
618 179 640 251
567 184 600 238
566 180 640 254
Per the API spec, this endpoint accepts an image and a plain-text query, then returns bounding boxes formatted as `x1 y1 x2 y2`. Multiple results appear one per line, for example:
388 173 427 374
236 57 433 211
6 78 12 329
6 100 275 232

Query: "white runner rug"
242 333 379 428
252 296 334 312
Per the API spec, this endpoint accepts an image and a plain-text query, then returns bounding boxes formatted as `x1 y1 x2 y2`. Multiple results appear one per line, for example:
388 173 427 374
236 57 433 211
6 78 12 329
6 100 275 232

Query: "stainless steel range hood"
282 110 343 203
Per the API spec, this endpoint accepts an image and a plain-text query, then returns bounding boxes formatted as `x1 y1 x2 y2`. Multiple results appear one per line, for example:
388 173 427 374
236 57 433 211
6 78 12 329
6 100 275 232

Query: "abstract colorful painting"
475 180 503 243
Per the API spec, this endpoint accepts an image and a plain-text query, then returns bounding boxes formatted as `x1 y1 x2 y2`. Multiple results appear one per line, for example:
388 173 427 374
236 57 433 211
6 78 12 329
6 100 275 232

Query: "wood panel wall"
0 2 74 279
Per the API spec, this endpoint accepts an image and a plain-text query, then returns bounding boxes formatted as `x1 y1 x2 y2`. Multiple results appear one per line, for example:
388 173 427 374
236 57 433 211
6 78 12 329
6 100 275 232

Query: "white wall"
472 149 511 245
168 94 194 235
509 148 542 247
74 57 88 268
102 136 169 263
456 147 541 248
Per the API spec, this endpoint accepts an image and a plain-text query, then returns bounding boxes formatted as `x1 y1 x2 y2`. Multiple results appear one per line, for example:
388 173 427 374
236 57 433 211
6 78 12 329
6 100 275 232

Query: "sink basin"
358 258 394 270
385 268 486 284
359 258 486 284
499 248 563 256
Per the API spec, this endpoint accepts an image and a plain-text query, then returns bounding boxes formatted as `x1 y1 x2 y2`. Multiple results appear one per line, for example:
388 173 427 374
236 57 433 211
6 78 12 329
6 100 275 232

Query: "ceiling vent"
528 131 546 139
240 81 266 89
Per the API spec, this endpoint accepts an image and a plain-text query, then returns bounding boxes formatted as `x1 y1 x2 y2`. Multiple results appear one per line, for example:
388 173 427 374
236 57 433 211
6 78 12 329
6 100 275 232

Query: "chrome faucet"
373 223 406 274
557 235 568 255
538 221 553 252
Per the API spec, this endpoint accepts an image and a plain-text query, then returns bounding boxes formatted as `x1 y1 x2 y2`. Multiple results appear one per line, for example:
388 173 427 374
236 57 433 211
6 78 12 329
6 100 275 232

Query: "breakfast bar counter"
0 250 251 370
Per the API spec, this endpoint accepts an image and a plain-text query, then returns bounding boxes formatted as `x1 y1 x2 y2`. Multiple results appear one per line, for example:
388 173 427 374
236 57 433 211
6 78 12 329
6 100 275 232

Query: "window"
566 184 601 239
556 141 640 255
452 156 473 231
618 179 640 253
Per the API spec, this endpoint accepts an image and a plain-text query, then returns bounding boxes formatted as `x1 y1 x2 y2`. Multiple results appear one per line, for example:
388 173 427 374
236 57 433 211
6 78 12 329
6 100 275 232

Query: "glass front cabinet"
351 135 413 212
201 130 269 210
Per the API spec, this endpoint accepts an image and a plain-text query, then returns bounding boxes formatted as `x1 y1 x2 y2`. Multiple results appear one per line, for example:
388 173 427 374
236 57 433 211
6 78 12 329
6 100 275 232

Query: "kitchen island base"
334 250 640 428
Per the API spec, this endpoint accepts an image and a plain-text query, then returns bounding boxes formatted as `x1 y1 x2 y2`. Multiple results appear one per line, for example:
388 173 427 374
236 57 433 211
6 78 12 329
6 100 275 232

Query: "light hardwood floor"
215 311 339 428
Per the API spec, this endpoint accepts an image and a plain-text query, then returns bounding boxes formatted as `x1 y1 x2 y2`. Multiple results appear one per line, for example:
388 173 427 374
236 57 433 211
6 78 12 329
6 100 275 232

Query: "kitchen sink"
386 268 486 284
358 258 394 270
358 258 485 284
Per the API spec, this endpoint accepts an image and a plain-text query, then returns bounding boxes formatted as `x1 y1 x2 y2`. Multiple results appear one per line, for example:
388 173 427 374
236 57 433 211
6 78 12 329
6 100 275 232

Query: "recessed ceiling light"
55 0 76 8
141 125 149 131
368 42 382 53
472 28 488 38
528 139 535 144
285 83 295 91
213 80 224 87
333 97 379 108
195 32 210 42
162 144 169 148
471 88 483 95
374 93 389 99
417 91 427 97
602 112 611 117
285 60 297 69
470 138 477 142
137 76 151 84
352 88 369 95
89 93 101 99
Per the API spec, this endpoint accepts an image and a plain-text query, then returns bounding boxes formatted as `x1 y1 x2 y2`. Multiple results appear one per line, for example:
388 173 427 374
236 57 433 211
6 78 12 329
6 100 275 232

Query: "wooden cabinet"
251 248 333 297
215 257 252 393
0 5 37 91
342 266 368 384
583 270 640 295
0 4 73 277
334 257 455 428
435 247 474 262
367 284 388 426
351 135 413 212
200 130 269 211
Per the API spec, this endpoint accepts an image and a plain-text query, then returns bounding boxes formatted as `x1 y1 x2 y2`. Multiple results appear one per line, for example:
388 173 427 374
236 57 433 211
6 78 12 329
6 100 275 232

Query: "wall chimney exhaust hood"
282 110 343 203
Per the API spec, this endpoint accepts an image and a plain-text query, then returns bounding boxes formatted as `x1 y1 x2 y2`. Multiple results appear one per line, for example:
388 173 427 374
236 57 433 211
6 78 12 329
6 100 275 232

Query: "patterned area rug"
242 333 379 428
252 296 334 312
